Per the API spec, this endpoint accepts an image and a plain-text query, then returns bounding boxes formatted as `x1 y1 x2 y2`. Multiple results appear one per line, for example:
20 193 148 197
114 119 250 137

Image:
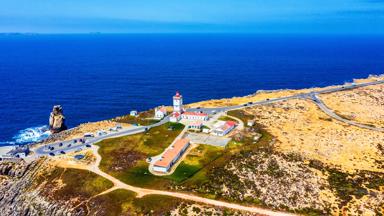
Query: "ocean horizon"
1 34 383 145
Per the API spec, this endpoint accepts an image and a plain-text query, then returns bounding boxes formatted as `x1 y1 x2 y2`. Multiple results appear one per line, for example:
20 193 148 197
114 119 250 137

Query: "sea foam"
9 125 51 145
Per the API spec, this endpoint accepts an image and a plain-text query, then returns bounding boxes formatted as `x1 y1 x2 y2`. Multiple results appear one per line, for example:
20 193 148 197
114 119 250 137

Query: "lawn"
87 189 186 216
97 109 272 193
35 167 113 206
112 109 160 126
96 121 226 189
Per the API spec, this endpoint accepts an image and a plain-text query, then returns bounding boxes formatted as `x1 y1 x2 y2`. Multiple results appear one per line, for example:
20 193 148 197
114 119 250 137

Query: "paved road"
35 79 384 156
309 93 384 132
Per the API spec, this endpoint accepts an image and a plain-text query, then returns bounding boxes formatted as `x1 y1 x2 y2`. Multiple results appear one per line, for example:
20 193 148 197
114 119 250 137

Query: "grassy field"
182 109 275 196
112 109 160 126
35 167 113 206
97 109 273 195
96 121 227 189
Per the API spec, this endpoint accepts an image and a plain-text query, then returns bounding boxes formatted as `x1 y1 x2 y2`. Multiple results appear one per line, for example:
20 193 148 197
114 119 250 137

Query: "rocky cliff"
49 105 67 133
0 160 75 216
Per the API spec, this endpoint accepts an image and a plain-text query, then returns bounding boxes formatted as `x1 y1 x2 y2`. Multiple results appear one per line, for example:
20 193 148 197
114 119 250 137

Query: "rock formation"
0 160 75 216
49 105 67 133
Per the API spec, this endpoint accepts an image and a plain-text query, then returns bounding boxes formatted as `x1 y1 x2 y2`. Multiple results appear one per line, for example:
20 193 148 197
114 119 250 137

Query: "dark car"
50 147 55 150
266 98 270 101
196 107 201 109
59 143 63 147
67 144 72 147
60 151 66 154
49 152 55 156
86 144 91 148
243 104 248 106
74 139 78 143
248 102 253 104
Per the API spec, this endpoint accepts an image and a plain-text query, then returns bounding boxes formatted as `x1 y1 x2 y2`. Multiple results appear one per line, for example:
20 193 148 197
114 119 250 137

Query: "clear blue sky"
0 0 383 34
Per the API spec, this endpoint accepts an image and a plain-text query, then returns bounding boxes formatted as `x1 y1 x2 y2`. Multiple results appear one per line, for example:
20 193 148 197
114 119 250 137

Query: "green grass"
96 122 226 189
112 109 160 126
182 109 275 201
35 168 113 205
87 189 185 216
218 115 237 122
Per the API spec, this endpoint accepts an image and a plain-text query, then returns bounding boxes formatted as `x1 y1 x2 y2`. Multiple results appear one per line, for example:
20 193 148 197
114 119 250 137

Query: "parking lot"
185 133 230 147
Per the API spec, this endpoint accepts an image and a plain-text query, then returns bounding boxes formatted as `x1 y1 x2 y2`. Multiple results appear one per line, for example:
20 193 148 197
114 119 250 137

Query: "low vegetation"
112 109 160 126
34 167 113 207
97 119 227 189
87 189 244 216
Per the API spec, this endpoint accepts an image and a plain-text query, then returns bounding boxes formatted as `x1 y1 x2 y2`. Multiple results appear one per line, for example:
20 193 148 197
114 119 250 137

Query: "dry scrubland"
183 76 384 215
320 83 384 128
0 159 250 216
41 120 131 144
17 75 384 215
246 99 384 173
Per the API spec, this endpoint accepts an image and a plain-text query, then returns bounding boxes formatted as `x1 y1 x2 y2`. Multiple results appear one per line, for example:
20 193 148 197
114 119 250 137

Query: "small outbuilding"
130 110 138 116
154 106 167 120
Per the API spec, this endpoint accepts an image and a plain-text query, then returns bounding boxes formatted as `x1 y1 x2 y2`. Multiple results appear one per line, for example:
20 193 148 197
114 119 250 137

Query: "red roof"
226 121 237 127
154 138 190 168
174 91 182 98
172 112 181 117
189 121 203 127
182 112 208 117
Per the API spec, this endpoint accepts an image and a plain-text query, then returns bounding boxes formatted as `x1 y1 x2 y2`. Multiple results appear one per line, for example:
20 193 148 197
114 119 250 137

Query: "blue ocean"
0 34 383 145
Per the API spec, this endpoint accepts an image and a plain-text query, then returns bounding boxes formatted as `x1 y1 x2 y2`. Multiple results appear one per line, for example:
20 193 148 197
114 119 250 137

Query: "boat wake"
0 125 51 146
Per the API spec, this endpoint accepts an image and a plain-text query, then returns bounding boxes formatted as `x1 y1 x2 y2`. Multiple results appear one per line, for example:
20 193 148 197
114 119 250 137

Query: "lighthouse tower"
173 91 183 113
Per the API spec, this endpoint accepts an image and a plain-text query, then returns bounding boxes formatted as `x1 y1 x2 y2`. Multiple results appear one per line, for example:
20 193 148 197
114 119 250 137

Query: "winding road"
308 93 384 132
35 79 384 157
35 79 384 215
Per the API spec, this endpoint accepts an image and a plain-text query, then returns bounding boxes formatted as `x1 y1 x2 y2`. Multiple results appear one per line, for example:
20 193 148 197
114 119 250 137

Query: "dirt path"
57 145 295 216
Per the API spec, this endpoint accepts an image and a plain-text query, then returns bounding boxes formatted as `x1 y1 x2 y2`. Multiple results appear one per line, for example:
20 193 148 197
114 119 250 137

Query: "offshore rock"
49 105 67 133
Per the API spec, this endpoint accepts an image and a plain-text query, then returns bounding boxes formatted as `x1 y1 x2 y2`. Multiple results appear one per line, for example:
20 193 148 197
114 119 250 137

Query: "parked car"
67 144 72 147
59 143 63 147
84 133 94 138
49 152 55 156
248 102 253 104
86 144 91 148
60 151 65 154
74 139 78 143
243 104 248 106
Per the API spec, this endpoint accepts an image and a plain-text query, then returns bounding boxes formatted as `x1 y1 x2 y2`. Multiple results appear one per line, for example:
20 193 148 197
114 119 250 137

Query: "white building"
188 121 203 131
170 91 184 122
153 138 190 173
154 106 167 120
170 112 181 123
130 110 138 116
181 112 209 121
212 121 237 136
247 120 255 127
173 91 183 113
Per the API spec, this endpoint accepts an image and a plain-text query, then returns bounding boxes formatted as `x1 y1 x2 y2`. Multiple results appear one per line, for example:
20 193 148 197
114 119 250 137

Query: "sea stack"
49 105 67 133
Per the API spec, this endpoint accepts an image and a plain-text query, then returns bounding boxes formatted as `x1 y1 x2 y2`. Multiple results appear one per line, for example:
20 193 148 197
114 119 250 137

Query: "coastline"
2 74 383 147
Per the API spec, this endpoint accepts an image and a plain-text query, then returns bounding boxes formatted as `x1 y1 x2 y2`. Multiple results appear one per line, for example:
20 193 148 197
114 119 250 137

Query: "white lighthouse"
170 91 183 122
173 91 183 113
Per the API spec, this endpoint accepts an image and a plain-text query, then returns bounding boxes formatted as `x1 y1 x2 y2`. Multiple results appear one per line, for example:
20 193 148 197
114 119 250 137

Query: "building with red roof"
181 111 209 121
212 120 237 136
153 138 190 173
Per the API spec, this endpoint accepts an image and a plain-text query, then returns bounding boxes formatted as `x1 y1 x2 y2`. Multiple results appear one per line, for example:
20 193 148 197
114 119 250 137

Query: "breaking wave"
0 125 52 146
